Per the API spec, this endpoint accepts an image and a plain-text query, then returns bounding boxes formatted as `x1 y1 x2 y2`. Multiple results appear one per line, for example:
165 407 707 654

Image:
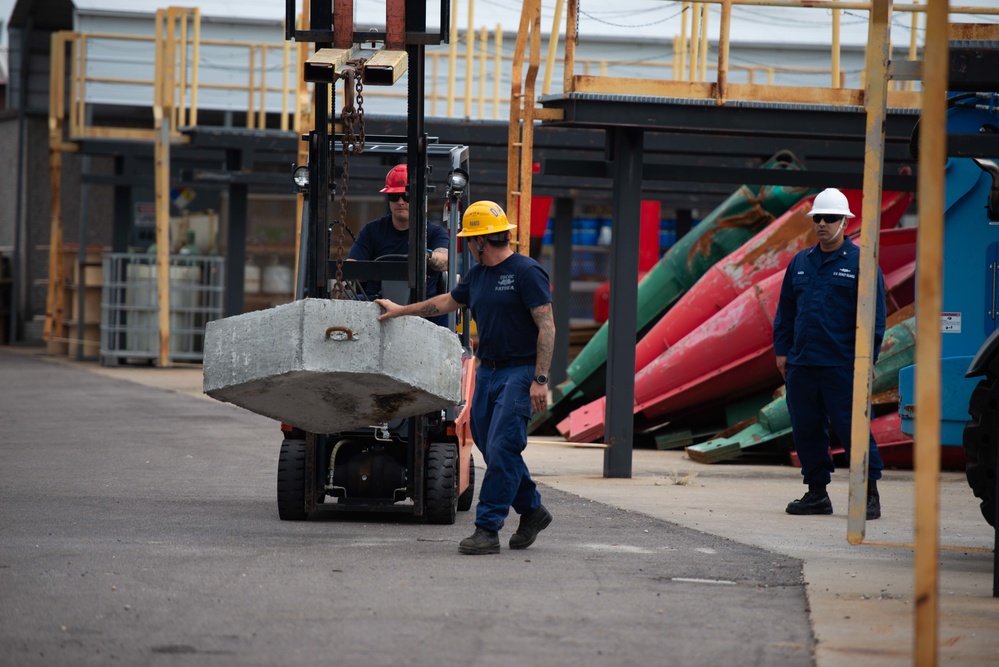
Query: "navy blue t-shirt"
347 214 450 299
450 252 552 362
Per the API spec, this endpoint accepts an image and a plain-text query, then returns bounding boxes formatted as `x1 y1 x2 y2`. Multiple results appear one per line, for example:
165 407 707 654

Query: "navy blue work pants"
469 364 542 532
785 364 884 486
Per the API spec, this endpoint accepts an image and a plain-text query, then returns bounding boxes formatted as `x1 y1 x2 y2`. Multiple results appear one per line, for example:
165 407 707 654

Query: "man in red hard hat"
347 164 450 324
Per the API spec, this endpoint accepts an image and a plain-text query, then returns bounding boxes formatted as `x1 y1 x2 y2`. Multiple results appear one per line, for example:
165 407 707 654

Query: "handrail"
557 0 999 108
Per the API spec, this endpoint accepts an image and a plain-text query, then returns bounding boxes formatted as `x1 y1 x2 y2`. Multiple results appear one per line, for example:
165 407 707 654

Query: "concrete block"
203 299 464 433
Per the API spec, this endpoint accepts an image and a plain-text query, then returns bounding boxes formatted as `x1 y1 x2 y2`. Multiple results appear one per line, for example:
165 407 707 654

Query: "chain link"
330 60 367 300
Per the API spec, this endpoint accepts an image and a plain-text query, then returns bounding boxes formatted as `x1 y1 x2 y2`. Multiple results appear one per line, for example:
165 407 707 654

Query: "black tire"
425 442 458 525
962 377 998 527
457 453 475 512
277 438 309 521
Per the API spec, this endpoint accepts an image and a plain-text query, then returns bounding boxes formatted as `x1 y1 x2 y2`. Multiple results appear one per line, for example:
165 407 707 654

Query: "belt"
480 356 536 370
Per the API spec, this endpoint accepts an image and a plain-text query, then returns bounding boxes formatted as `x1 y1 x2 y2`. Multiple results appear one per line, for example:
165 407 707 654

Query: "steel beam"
603 126 643 479
223 148 248 318
542 95 920 142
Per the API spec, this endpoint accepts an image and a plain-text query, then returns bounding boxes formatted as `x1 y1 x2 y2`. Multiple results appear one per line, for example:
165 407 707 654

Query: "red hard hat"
380 164 408 193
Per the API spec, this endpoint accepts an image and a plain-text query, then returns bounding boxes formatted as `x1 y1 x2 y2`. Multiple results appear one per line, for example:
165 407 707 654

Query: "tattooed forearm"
418 302 441 317
428 248 448 272
531 303 556 375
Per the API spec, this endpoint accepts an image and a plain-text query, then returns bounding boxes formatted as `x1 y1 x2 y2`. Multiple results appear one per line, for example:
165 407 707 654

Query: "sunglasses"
812 214 843 224
387 193 409 203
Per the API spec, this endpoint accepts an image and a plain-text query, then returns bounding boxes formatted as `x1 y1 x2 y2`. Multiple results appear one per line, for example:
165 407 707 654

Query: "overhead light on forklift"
293 165 310 192
448 168 469 197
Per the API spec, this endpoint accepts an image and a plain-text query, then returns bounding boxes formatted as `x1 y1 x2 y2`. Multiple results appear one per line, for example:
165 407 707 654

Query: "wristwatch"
534 374 549 385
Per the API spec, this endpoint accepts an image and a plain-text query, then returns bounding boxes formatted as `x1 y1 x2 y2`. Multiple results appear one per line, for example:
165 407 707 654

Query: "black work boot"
786 486 833 515
509 504 553 550
458 527 500 555
866 479 881 520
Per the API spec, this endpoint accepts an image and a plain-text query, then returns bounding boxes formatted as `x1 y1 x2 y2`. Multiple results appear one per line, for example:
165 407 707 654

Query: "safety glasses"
812 214 842 224
387 193 409 203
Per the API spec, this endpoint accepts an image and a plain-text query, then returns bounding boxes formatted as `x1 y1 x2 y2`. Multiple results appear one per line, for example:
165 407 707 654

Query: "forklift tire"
962 376 998 527
277 438 309 521
425 442 459 525
457 453 475 512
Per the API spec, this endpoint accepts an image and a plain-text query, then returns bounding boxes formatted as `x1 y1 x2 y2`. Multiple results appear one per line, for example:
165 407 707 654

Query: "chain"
355 70 366 148
330 60 367 300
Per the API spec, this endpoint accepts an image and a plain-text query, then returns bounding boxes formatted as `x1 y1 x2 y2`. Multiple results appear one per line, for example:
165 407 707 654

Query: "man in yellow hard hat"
376 200 556 555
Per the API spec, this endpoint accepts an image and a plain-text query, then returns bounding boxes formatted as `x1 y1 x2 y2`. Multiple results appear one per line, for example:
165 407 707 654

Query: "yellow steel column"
678 3 688 81
832 8 841 88
247 46 256 129
542 0 565 96
507 0 531 227
493 25 502 120
716 0 732 103
447 0 458 117
914 2 948 664
689 2 700 81
563 0 576 93
190 9 200 126
518 0 541 256
478 27 487 118
154 120 172 366
698 3 708 82
258 47 268 129
847 0 892 545
430 53 439 117
177 10 188 128
43 33 69 349
465 0 474 118
909 1 920 92
153 9 174 367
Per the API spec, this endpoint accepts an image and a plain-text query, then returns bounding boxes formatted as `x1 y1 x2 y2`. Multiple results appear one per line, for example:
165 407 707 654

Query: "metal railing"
50 1 999 141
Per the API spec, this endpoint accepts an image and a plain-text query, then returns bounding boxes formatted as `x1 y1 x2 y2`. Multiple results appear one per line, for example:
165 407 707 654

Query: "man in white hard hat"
772 187 887 520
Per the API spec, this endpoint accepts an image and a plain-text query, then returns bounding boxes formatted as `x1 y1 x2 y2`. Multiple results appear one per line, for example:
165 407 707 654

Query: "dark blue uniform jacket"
773 236 886 367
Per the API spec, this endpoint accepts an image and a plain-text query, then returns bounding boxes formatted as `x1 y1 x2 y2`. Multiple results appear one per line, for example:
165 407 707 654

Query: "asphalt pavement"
1 346 997 667
0 349 811 667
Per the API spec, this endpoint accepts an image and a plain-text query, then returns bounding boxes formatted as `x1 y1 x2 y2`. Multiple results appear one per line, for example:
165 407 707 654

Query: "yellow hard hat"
457 200 517 237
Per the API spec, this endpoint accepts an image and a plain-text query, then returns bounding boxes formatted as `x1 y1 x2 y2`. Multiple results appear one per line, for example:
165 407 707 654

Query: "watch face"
535 374 548 385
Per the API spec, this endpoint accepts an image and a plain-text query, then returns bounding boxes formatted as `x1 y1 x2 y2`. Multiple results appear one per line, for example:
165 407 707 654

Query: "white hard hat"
808 188 855 218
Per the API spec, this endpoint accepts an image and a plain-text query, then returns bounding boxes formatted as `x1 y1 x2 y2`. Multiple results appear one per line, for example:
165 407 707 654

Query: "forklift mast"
285 0 450 303
276 2 476 522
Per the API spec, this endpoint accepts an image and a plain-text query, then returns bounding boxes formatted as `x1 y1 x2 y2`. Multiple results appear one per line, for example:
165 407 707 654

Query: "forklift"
276 0 476 523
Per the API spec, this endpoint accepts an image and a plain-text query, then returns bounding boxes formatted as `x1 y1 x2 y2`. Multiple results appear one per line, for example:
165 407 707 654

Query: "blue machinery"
899 97 999 445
